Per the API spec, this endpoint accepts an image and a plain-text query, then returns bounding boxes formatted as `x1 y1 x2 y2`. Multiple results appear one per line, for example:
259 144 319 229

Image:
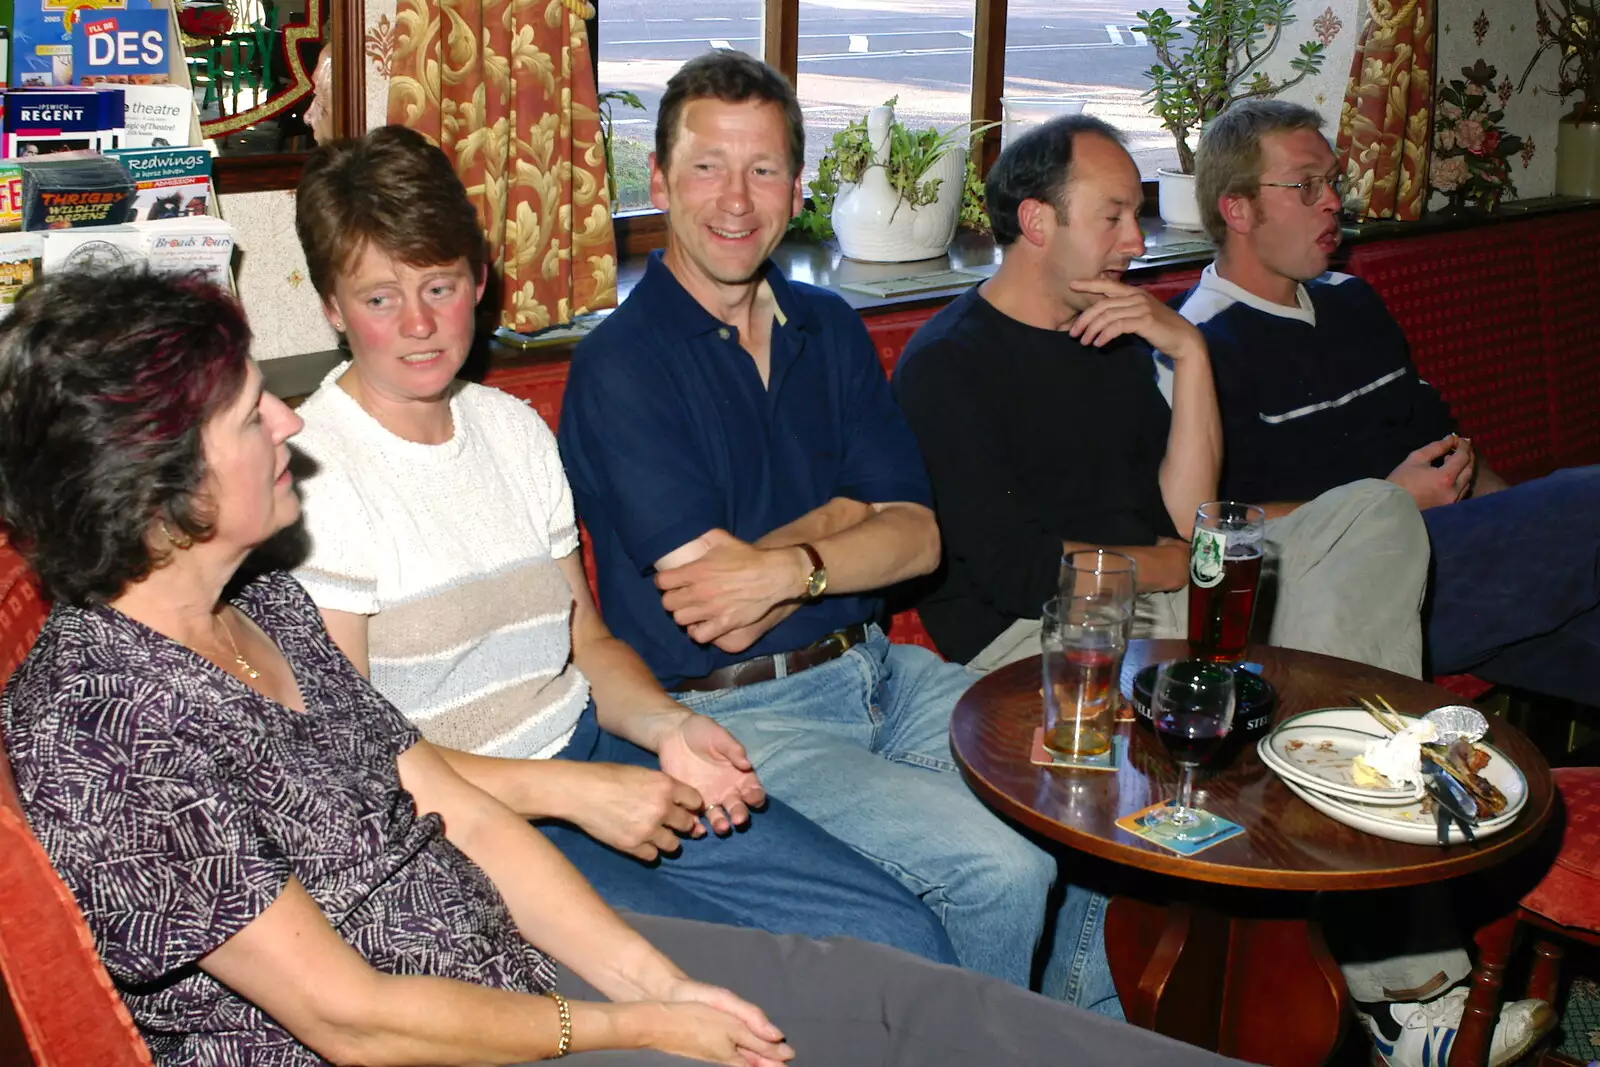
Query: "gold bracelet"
546 989 572 1058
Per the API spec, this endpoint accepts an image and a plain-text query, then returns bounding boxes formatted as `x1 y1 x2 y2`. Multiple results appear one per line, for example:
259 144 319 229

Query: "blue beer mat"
1115 801 1246 856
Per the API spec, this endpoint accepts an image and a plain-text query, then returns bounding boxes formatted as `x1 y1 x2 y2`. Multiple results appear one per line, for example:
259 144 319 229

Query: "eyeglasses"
1259 172 1346 206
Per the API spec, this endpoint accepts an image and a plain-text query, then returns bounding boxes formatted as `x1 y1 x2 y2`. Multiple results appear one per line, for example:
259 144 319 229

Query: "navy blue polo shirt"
558 253 934 688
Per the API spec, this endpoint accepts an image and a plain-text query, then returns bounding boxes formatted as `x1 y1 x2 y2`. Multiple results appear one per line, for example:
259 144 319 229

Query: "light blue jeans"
674 626 1121 1017
540 703 959 966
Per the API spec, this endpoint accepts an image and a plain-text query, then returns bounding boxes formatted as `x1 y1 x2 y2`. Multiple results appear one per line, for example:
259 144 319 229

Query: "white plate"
1262 708 1529 844
1279 776 1520 846
1260 719 1423 805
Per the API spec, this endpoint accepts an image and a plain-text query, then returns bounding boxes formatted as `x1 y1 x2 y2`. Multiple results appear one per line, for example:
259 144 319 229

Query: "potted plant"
788 98 994 262
1518 0 1600 196
1134 0 1327 229
597 89 647 212
1433 61 1525 212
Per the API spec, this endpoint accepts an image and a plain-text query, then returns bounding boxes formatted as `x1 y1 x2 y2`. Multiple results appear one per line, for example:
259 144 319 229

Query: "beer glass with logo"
1040 596 1126 759
1187 501 1266 662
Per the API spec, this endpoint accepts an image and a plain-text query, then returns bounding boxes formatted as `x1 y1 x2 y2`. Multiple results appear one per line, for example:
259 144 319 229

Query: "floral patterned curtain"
388 0 617 332
1335 0 1435 221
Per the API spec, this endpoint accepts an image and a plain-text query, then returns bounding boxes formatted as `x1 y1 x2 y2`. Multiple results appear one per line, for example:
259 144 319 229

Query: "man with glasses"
893 113 1427 677
1175 99 1600 709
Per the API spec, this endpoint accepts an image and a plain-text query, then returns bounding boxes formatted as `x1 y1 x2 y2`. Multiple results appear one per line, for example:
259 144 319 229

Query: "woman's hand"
627 981 793 1067
564 762 706 860
657 714 766 834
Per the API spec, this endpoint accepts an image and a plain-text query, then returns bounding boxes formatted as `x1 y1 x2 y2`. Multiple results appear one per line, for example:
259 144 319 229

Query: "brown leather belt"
674 624 870 693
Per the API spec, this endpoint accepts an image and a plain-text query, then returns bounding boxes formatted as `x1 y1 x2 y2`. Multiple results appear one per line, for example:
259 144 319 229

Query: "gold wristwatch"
798 542 827 601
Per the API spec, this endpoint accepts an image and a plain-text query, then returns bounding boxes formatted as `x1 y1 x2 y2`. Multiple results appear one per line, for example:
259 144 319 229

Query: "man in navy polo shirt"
558 49 1118 1012
1174 100 1600 706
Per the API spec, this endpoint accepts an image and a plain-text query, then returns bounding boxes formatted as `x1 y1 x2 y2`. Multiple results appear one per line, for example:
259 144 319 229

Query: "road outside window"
596 1 764 211
597 0 1179 215
1003 1 1178 179
792 1 975 195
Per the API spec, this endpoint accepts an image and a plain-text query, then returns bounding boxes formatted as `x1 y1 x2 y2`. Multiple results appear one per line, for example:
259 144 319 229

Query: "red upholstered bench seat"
1520 767 1600 931
1433 674 1498 701
487 274 1213 662
0 543 155 1066
484 258 1510 694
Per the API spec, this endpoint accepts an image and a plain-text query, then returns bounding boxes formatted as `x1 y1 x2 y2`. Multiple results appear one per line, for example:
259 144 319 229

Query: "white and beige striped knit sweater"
292 364 588 760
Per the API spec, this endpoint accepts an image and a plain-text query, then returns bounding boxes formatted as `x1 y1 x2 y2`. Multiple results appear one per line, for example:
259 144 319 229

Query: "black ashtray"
1129 661 1277 739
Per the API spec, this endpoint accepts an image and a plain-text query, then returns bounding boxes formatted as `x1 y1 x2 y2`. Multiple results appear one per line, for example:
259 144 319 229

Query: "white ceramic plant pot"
1554 107 1600 198
833 104 967 263
1157 168 1204 232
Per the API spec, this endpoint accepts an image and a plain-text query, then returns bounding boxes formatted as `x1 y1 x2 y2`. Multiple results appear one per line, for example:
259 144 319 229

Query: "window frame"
606 0 1013 251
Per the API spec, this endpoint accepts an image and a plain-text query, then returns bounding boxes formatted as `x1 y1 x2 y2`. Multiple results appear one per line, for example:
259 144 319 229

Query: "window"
794 1 976 192
595 0 1174 232
1002 2 1177 177
595 2 765 211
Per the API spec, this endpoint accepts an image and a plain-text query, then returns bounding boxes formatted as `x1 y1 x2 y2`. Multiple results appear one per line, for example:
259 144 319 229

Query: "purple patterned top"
1 571 556 1067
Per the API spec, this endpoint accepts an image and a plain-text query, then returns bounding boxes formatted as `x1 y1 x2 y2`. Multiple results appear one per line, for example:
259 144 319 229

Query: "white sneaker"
1360 986 1557 1067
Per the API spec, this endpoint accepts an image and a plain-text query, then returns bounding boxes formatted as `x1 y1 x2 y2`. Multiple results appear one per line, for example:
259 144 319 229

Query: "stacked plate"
1257 708 1528 846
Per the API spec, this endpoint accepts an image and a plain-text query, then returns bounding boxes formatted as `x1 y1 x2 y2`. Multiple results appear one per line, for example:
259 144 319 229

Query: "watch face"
806 568 827 599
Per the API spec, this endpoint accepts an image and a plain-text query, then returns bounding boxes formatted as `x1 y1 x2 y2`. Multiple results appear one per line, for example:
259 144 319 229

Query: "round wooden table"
950 640 1556 1066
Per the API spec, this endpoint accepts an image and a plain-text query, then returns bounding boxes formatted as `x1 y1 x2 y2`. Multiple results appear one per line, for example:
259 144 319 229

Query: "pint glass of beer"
1040 596 1126 758
1060 549 1138 631
1186 501 1266 662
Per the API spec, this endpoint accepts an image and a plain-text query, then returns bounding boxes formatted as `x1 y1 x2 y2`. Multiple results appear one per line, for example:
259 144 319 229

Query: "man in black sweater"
892 115 1428 677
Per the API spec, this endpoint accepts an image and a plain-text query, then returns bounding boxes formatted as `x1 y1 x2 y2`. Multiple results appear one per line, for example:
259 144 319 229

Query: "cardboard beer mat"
1132 239 1215 263
1030 728 1125 771
838 270 986 298
1115 801 1246 856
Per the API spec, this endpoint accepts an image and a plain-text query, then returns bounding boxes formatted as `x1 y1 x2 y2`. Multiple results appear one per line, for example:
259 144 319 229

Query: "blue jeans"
673 626 1121 1017
1423 465 1600 703
540 703 959 966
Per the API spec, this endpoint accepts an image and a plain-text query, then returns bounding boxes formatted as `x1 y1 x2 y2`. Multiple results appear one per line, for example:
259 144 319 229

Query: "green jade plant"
790 98 994 240
1135 0 1327 173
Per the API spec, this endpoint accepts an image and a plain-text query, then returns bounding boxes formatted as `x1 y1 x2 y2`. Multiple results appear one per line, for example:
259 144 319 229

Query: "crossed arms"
652 497 940 653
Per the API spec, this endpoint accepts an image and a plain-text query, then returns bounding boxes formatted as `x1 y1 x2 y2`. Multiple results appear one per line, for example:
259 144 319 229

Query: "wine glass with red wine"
1149 660 1238 839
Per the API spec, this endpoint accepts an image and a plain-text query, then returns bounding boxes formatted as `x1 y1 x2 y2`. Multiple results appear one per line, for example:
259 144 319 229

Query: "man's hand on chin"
1066 278 1208 362
655 529 808 646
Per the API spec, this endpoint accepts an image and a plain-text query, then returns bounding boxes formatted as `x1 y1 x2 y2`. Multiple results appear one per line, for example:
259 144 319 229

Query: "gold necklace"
218 614 262 680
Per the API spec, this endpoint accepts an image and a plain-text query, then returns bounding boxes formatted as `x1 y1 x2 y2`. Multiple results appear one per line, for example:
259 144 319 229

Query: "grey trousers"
970 479 1430 680
549 913 1245 1065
